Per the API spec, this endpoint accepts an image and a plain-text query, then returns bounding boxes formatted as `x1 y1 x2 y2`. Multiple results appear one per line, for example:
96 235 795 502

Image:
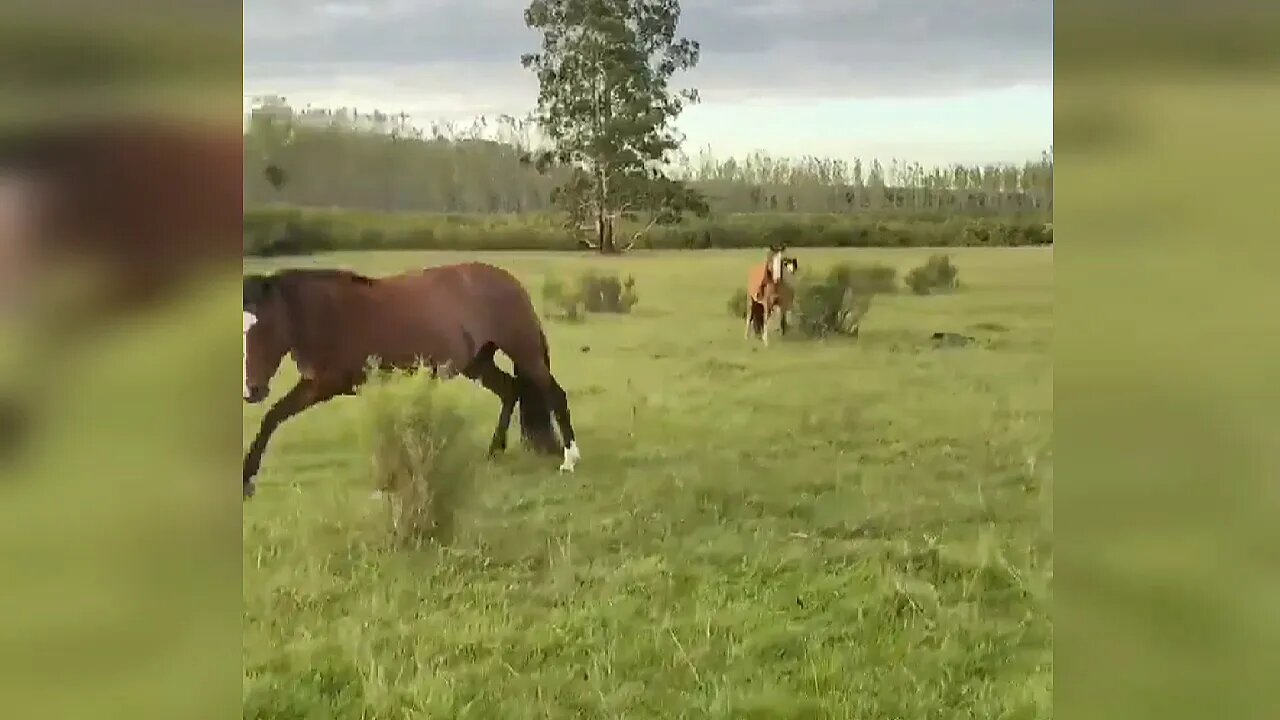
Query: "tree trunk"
598 214 618 254
595 168 618 254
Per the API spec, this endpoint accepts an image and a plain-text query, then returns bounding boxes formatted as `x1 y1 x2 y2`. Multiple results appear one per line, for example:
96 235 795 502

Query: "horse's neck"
280 279 359 365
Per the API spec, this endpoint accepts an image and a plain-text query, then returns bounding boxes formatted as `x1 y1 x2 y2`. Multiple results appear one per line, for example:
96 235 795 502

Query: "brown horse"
242 263 579 499
744 244 799 345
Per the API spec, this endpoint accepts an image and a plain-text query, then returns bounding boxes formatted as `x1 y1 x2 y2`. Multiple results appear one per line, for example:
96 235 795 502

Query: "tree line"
244 97 1053 221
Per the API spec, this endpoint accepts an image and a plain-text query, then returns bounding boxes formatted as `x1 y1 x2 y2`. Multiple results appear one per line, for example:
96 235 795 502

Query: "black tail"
515 329 560 454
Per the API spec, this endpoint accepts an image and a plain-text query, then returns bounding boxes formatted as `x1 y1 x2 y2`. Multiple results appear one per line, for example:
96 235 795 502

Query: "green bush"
540 273 584 321
243 206 1053 256
788 263 879 339
577 270 638 314
727 288 752 318
905 254 961 295
826 262 899 295
358 362 480 547
541 269 638 318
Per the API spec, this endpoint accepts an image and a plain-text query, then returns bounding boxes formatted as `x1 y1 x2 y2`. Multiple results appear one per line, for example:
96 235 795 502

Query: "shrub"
905 254 961 295
540 273 584 321
358 362 480 547
826 262 899 295
727 288 751 318
788 263 877 338
577 270 638 314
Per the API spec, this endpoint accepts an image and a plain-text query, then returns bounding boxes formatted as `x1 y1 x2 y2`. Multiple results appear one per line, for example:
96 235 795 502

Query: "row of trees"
244 102 1052 219
246 0 1051 252
244 101 1054 219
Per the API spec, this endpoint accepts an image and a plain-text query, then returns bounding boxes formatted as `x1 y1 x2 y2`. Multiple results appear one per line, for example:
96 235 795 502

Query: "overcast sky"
244 0 1052 166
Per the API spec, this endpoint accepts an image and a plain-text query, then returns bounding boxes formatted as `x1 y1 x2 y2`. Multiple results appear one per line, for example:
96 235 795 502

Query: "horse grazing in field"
744 244 799 345
241 264 580 499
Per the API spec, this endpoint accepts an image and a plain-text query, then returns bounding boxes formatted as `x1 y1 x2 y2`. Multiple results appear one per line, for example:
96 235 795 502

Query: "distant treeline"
244 98 1053 221
245 207 1051 256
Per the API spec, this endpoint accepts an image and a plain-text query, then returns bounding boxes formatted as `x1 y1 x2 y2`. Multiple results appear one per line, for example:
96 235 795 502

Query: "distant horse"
242 264 580 499
744 244 799 345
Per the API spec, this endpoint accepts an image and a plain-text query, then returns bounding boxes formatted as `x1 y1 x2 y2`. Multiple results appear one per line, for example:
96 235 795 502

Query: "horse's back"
405 262 534 312
395 262 544 354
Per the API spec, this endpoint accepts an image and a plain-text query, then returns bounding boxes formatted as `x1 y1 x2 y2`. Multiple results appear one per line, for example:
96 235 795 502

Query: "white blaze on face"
243 310 258 399
770 252 782 280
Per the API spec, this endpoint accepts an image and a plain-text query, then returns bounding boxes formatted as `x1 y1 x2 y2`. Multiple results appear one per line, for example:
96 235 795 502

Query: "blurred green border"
0 8 241 130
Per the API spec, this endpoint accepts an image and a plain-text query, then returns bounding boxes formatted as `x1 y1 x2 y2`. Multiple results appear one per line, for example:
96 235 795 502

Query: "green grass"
243 246 1053 719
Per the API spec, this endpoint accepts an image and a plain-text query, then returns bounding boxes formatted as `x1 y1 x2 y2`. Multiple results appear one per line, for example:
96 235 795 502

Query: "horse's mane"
244 268 375 318
270 268 376 286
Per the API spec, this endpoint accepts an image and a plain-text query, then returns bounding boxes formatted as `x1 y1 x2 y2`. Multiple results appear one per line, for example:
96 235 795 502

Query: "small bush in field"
905 254 961 295
577 270 638 314
789 264 876 339
727 288 752 318
541 273 584 321
359 362 480 547
826 262 899 295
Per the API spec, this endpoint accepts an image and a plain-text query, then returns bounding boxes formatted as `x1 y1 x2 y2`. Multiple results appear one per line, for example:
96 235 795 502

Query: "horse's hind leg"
745 299 764 340
463 349 518 456
546 375 580 472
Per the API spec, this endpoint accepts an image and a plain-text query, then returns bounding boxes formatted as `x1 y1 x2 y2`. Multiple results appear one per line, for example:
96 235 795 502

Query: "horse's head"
242 274 291 403
767 243 788 280
781 256 799 278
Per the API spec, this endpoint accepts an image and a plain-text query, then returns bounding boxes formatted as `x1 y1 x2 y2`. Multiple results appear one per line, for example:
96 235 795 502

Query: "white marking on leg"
559 440 581 472
243 310 257 399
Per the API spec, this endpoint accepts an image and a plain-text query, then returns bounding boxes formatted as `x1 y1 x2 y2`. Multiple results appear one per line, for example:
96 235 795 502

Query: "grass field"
242 246 1053 719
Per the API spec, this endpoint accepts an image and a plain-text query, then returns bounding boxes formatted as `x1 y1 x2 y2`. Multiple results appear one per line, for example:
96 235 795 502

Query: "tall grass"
358 362 482 547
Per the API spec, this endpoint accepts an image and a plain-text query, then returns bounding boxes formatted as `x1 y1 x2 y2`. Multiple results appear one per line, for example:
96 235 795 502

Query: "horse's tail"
515 327 560 454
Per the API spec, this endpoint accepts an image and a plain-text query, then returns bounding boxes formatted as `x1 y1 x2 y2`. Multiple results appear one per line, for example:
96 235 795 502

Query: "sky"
244 0 1053 167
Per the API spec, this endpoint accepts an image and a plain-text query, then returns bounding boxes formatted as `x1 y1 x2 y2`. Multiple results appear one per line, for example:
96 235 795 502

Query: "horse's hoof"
558 441 581 473
242 481 256 500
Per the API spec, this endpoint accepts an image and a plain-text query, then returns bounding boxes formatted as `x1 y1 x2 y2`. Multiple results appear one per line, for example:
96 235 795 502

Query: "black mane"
243 268 374 309
269 268 375 285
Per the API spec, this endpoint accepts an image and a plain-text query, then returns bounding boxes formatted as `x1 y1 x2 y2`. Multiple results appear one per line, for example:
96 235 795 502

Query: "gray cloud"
245 0 1051 107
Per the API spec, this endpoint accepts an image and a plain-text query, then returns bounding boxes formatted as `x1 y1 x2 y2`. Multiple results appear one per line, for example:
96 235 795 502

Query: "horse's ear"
243 274 273 310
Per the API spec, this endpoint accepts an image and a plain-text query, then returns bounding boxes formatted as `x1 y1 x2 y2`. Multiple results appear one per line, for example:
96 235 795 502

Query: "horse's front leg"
242 379 328 499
